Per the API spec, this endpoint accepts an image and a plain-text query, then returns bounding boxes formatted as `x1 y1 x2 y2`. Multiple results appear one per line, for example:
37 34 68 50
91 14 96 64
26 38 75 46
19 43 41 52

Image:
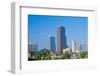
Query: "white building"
71 40 77 59
76 49 80 53
72 40 76 53
63 48 71 54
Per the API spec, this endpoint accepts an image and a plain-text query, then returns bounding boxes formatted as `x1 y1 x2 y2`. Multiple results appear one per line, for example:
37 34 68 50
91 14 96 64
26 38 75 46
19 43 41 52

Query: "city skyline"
28 15 88 50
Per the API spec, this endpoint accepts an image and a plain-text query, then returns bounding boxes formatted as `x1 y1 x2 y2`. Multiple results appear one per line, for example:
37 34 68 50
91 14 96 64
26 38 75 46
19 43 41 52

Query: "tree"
62 51 70 59
29 48 51 60
79 51 88 58
34 51 41 60
40 48 51 60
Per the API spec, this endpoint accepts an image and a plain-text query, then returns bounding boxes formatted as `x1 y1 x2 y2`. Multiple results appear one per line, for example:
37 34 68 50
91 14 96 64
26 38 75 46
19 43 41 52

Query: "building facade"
71 40 77 59
28 43 37 52
57 26 67 54
49 36 56 52
72 40 76 53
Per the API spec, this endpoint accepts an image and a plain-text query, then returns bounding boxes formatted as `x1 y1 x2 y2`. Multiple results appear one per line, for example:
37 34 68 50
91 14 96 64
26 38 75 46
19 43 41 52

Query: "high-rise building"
28 43 37 52
71 40 77 59
49 36 56 52
57 26 67 54
72 40 76 53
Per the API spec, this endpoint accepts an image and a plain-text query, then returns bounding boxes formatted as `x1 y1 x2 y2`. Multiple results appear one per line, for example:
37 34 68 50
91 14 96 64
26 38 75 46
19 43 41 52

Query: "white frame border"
11 2 97 74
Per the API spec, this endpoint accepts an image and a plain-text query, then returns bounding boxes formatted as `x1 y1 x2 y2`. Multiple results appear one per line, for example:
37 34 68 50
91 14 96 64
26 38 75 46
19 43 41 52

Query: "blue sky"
28 15 88 50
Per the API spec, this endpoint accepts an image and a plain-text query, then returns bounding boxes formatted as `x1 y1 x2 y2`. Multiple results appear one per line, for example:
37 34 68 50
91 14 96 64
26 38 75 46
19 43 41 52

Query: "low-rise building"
63 48 71 54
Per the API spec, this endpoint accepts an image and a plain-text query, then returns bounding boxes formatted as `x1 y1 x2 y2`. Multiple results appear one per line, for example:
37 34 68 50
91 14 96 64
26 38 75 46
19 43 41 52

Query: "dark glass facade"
49 37 56 52
57 26 67 54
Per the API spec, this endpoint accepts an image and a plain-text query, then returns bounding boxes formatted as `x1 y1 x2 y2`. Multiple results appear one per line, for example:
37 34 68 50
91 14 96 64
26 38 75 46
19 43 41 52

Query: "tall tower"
49 36 56 53
71 40 77 59
72 40 76 53
57 26 66 54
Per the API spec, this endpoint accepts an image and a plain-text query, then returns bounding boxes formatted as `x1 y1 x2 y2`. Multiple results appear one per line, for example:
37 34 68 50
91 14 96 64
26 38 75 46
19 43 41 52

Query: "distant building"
83 43 88 51
80 44 82 50
28 43 37 52
49 36 56 52
57 26 67 54
63 48 71 54
76 49 80 53
72 40 76 53
71 40 77 59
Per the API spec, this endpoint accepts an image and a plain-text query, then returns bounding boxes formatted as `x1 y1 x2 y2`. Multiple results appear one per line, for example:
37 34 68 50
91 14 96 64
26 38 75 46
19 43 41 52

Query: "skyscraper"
72 40 76 53
49 36 56 52
71 40 77 59
57 26 67 54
